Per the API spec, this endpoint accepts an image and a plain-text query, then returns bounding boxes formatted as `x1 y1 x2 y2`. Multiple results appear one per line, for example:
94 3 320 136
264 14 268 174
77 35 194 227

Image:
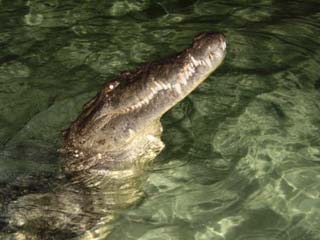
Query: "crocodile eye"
105 81 120 92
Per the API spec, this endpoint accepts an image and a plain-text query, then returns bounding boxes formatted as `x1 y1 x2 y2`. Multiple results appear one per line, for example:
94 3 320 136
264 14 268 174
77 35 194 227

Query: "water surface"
0 0 320 239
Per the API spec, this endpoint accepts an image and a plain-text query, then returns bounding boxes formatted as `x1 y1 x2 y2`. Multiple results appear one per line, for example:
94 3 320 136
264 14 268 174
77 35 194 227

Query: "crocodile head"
62 32 226 173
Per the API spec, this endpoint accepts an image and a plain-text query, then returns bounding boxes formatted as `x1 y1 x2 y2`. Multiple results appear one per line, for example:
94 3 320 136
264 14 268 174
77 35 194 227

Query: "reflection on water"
0 0 320 239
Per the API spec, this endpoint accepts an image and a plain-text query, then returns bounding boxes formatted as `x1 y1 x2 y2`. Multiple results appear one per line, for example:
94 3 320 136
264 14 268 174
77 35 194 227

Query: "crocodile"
0 32 226 239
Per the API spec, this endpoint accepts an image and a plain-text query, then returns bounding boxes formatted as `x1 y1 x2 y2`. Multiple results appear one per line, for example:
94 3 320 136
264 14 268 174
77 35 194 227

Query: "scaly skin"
0 32 226 239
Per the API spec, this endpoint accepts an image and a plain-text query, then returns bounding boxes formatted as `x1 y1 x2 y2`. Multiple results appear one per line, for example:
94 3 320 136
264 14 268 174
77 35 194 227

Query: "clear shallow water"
1 0 320 239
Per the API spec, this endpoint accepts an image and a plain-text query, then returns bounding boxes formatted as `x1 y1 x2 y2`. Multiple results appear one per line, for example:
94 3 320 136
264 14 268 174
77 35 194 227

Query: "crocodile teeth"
216 50 223 59
191 56 198 66
158 81 168 90
184 70 189 79
205 58 211 66
174 83 182 94
155 81 163 91
222 41 226 50
151 87 158 95
181 78 187 85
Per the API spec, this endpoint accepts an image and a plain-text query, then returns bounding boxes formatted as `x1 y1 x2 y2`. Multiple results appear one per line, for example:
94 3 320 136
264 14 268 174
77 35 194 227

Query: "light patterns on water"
0 0 320 239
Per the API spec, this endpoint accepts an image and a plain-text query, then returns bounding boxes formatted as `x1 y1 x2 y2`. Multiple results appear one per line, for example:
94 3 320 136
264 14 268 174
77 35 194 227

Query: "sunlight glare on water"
0 0 320 239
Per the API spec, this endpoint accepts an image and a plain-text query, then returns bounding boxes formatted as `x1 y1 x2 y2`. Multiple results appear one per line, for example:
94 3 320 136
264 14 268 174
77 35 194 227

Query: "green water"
1 0 320 239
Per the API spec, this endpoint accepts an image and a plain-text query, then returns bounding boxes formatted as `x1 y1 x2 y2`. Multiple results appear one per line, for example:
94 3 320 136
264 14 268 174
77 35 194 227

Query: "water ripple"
0 0 320 239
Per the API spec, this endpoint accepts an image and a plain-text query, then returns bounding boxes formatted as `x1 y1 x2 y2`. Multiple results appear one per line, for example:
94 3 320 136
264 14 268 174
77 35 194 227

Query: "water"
1 0 320 239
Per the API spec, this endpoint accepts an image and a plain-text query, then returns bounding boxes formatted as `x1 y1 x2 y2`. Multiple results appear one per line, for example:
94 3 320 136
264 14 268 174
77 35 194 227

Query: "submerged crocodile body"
0 32 226 239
